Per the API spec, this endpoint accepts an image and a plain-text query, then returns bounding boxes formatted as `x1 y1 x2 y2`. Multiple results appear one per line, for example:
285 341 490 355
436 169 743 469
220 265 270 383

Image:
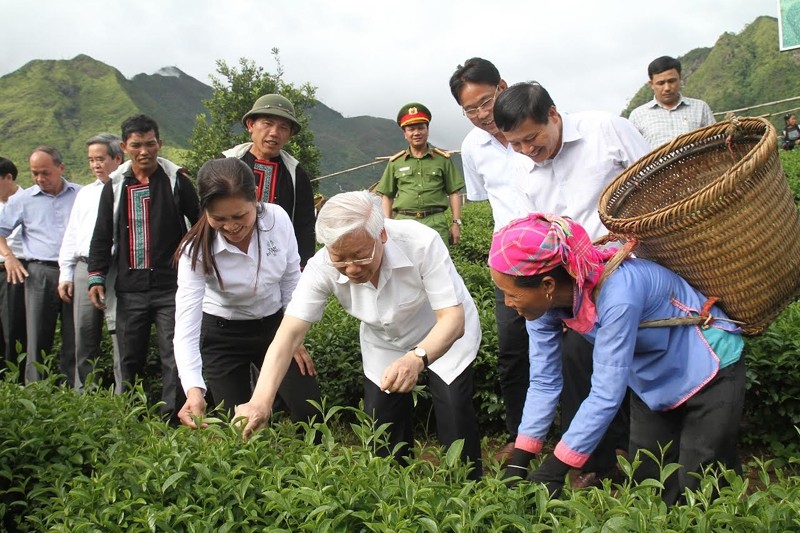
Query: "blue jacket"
516 258 743 468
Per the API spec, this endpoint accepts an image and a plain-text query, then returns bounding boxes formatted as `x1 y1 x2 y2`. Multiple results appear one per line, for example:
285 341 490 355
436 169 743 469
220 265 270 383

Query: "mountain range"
0 15 796 196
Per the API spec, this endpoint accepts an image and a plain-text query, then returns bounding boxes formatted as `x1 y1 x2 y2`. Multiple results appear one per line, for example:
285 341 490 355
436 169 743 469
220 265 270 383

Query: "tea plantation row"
1 150 800 530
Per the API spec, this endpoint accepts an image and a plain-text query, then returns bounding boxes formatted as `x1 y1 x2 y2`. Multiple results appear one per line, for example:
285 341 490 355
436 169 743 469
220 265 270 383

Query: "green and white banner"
780 0 800 50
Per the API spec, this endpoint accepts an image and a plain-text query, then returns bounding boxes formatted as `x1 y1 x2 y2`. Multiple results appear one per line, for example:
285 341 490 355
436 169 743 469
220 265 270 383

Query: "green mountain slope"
0 55 211 185
0 54 402 192
2 16 790 192
623 16 800 132
0 55 139 181
308 101 401 196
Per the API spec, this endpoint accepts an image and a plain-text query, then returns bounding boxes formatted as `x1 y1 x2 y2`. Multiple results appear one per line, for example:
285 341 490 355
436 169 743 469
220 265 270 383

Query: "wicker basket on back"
598 117 800 336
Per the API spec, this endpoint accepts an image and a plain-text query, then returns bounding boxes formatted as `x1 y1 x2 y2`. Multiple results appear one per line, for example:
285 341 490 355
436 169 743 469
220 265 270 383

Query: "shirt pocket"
383 288 432 339
421 167 445 193
392 167 416 191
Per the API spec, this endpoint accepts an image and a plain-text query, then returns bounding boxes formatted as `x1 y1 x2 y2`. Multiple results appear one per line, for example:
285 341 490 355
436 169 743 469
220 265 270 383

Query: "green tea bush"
2 373 800 531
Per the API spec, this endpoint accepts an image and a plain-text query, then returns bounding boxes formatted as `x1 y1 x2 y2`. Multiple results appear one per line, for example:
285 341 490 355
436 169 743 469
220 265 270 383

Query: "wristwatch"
413 346 429 369
453 218 463 226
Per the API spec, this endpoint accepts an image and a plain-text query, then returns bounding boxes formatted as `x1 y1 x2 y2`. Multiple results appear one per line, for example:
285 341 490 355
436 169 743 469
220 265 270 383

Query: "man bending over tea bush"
236 190 482 480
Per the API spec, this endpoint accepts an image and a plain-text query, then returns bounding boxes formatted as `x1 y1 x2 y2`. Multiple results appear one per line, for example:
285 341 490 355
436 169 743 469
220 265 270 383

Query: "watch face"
414 347 426 357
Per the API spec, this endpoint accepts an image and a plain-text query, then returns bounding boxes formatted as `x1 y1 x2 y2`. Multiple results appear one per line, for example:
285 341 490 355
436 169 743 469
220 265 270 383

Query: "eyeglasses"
327 241 377 268
462 86 499 118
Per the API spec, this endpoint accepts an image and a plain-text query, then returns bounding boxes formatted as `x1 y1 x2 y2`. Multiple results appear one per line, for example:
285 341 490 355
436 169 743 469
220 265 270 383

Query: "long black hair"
174 158 267 289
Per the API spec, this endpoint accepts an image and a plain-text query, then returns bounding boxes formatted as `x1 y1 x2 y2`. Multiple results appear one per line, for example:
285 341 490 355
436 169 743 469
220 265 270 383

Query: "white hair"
315 191 385 246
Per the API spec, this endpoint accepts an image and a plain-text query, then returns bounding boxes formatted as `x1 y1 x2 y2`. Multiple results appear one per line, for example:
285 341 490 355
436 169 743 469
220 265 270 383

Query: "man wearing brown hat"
375 103 465 246
222 94 316 266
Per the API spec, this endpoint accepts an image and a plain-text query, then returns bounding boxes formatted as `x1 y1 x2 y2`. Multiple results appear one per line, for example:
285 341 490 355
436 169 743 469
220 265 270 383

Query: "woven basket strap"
593 249 740 329
593 239 638 300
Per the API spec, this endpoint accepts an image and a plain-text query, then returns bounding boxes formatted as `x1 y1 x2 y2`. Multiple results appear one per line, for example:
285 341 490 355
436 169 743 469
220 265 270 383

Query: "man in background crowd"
375 102 465 247
628 55 716 148
0 157 26 372
222 94 316 267
88 115 199 421
59 133 123 391
0 146 80 385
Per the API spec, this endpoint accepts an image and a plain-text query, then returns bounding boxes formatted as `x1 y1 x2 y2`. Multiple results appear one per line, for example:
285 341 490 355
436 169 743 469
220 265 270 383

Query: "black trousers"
494 286 529 441
0 272 26 374
23 262 74 385
116 289 182 419
561 330 630 473
363 362 482 480
200 311 321 424
629 358 746 505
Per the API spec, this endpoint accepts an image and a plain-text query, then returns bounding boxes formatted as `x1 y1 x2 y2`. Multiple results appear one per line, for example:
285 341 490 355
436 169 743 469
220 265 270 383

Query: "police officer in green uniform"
375 102 465 245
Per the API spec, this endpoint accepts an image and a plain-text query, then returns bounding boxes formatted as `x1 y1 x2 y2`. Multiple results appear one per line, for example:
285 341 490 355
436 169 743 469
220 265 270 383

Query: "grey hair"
86 132 124 160
315 191 385 246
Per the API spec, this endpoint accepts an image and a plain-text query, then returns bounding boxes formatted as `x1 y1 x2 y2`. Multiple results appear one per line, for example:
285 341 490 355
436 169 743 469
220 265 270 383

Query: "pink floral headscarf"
488 213 617 333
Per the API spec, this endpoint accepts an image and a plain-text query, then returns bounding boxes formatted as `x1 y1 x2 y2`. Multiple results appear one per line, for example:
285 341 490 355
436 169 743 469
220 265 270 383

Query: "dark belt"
203 311 283 328
27 260 59 268
394 207 446 218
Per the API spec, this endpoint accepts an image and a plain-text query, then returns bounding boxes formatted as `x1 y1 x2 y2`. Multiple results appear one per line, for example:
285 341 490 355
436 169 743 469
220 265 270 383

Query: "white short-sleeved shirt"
286 219 480 385
173 203 301 393
516 111 651 241
461 127 535 231
59 179 105 283
0 188 24 262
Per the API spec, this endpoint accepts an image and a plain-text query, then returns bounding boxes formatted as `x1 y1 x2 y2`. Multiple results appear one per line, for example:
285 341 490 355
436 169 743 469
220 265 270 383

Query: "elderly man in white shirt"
236 190 482 480
58 133 123 390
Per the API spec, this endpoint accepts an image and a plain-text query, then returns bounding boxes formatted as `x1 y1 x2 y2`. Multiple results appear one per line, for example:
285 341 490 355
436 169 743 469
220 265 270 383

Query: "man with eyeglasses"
375 102 465 246
236 191 483 480
223 94 316 267
449 58 535 464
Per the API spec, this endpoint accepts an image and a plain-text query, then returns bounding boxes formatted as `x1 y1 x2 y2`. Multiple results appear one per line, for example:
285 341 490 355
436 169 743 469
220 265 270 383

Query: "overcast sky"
0 0 780 150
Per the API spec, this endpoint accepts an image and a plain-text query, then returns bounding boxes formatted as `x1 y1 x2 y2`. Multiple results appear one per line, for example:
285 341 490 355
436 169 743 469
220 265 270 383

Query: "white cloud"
0 0 779 149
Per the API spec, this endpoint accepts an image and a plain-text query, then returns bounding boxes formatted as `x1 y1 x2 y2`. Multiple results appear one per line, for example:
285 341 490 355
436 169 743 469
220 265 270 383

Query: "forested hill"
0 54 212 181
0 15 793 191
622 16 800 131
0 54 400 193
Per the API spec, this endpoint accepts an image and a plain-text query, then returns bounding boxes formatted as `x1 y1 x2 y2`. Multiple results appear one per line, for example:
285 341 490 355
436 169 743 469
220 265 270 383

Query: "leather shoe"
493 441 516 466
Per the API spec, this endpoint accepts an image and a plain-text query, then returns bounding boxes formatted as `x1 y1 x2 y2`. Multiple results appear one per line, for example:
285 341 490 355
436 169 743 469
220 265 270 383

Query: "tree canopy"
187 50 320 180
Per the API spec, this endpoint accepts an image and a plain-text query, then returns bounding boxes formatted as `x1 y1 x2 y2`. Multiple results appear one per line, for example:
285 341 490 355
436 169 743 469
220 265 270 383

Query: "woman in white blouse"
173 158 320 428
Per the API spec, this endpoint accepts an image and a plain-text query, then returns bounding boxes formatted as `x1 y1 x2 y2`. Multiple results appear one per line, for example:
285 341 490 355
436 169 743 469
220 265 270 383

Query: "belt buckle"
415 211 425 218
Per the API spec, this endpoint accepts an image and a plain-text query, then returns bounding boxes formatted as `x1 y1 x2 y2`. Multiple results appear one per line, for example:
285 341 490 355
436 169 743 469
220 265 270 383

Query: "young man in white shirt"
236 191 483 480
448 58 534 462
58 134 123 390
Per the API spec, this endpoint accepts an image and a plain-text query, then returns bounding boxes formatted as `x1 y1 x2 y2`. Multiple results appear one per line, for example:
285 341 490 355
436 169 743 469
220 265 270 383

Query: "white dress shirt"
286 219 480 386
173 203 301 393
59 179 105 283
461 127 535 231
0 187 24 262
516 111 651 241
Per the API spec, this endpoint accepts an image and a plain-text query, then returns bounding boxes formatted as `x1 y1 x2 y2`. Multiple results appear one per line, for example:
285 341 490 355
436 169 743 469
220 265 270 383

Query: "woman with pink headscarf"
490 213 745 504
